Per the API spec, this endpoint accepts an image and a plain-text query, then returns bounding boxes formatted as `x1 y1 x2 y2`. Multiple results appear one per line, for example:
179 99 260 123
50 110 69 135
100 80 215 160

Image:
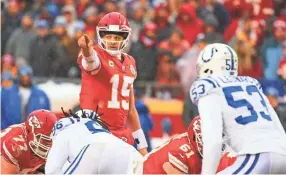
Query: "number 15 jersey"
190 75 286 156
78 45 137 130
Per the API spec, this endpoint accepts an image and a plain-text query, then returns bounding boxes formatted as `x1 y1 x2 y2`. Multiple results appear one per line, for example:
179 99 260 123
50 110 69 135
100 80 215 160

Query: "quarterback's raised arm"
128 87 148 156
198 93 223 174
45 132 68 174
78 34 101 71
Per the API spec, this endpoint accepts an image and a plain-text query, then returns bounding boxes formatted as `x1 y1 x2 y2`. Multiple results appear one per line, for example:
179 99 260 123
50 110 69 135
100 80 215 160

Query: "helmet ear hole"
204 69 209 73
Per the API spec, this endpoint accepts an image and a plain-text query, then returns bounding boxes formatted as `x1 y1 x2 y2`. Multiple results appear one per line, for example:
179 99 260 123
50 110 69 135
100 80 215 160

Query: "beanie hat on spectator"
35 19 49 28
19 65 33 77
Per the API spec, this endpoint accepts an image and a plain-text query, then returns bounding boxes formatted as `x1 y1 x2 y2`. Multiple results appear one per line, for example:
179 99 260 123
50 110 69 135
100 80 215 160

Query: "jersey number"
223 85 271 125
108 74 134 110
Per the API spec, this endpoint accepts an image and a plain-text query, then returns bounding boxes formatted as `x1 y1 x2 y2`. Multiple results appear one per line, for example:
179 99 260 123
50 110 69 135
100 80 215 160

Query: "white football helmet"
196 43 238 78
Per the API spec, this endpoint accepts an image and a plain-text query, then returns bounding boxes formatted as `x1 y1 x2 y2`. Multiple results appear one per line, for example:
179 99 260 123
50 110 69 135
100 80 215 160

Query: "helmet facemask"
192 119 203 157
97 27 131 56
29 133 52 160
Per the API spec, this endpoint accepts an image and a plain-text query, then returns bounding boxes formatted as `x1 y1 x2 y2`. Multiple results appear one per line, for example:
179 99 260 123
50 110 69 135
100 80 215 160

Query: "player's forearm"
81 49 100 71
1 156 19 174
128 106 141 131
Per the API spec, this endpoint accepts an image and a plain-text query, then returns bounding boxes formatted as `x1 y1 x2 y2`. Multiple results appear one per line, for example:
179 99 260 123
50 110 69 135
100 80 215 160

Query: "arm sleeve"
45 132 68 174
80 49 101 71
198 93 223 174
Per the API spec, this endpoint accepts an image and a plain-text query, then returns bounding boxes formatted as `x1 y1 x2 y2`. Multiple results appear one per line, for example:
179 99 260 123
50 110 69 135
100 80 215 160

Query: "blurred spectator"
1 54 18 78
156 52 180 85
197 0 230 33
62 5 78 37
229 18 258 47
77 0 90 17
53 17 78 77
235 41 263 78
203 13 224 43
1 70 16 89
176 34 209 94
82 6 98 37
5 13 36 61
182 90 199 128
29 19 67 77
129 4 146 43
29 0 46 17
156 28 189 85
1 65 50 129
176 2 204 46
159 28 190 59
260 19 286 80
135 90 153 152
130 22 158 81
153 4 175 42
34 7 53 26
161 117 172 139
1 14 14 56
277 44 286 79
2 0 22 31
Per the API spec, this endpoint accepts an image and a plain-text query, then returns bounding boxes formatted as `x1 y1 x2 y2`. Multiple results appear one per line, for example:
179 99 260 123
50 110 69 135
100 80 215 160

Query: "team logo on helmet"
28 115 41 129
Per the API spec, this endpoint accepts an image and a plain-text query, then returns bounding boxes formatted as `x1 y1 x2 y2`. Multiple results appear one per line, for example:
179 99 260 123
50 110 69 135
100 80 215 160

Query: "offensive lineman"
190 43 286 174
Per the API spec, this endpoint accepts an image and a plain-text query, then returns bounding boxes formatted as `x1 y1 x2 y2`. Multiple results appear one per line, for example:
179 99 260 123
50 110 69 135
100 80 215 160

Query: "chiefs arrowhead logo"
28 115 41 129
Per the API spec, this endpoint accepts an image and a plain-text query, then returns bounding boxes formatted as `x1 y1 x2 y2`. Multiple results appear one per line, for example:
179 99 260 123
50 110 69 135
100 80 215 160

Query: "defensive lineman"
190 43 286 174
45 109 143 174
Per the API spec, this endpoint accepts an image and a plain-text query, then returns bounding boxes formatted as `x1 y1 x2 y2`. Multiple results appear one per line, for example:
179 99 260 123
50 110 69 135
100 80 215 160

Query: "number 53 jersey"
190 75 286 156
78 45 137 130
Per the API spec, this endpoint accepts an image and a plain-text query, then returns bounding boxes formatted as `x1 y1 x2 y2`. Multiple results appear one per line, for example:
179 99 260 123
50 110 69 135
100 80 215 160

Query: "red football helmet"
96 12 131 55
25 109 57 159
187 115 203 157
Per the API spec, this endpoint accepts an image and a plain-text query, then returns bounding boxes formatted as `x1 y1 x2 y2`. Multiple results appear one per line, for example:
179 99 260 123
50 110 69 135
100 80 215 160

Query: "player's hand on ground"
78 34 93 57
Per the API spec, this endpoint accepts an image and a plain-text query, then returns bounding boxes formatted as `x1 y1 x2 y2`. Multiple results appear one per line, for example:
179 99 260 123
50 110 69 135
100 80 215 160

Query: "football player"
0 110 57 174
77 12 148 155
190 43 286 174
45 108 143 174
143 116 203 174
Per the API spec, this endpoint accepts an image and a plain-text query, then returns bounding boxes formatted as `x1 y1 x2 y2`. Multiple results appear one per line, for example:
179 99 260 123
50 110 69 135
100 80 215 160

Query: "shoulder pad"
190 77 219 104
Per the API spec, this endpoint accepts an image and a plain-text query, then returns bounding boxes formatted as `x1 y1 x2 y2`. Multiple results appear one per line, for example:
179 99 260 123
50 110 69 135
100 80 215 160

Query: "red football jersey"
0 124 45 174
143 133 202 174
78 46 137 130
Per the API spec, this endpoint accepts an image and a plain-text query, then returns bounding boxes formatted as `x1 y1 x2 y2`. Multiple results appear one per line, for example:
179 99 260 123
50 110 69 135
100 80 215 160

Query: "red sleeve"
216 152 237 173
1 139 21 167
168 148 189 174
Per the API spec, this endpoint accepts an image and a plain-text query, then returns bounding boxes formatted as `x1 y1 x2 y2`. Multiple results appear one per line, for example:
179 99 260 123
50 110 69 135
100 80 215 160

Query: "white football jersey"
190 75 286 155
46 117 113 173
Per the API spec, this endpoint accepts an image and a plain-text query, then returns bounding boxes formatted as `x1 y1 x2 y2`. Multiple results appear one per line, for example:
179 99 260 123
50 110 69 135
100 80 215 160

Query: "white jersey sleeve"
197 88 223 174
45 128 69 174
80 49 100 71
190 77 220 105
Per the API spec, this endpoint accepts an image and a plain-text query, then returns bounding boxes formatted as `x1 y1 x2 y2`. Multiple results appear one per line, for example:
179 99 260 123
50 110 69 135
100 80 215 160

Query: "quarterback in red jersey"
77 12 147 155
143 116 203 174
0 110 57 174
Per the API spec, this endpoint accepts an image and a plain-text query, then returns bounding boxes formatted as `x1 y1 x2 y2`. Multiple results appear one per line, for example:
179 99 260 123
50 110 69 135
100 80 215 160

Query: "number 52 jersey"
190 75 286 156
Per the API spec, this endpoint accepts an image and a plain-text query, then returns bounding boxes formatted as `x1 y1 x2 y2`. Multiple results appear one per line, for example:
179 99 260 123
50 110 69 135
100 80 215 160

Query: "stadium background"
1 0 286 148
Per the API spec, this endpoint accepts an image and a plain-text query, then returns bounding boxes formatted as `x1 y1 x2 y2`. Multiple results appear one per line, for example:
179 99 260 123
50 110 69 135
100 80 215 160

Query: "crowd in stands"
1 0 286 128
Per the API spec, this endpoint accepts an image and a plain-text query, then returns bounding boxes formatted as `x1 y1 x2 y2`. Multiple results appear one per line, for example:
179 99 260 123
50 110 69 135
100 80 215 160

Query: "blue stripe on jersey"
245 154 260 174
68 144 90 174
64 145 88 174
233 154 251 174
201 78 217 88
